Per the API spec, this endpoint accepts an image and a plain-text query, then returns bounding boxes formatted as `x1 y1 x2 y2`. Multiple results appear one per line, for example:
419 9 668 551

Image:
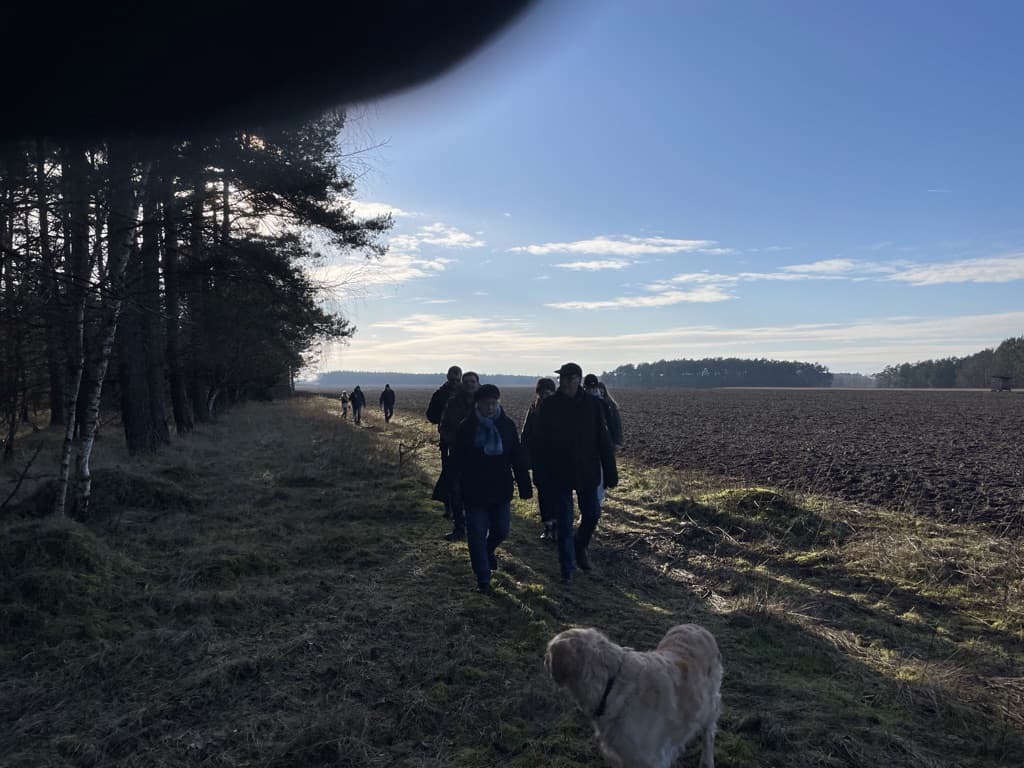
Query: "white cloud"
782 258 859 274
315 253 455 288
546 286 733 310
553 259 632 271
885 254 1024 286
419 222 485 248
345 200 413 219
315 310 1024 376
510 235 718 256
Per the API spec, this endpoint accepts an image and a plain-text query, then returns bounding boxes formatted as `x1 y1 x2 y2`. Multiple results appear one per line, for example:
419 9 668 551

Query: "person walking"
584 374 623 507
520 377 558 541
452 384 532 593
350 386 366 425
427 366 462 522
339 390 350 420
437 371 480 540
533 362 617 583
379 384 396 422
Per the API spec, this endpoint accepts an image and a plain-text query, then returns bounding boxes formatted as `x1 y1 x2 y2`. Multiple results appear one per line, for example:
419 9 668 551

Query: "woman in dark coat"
453 384 532 593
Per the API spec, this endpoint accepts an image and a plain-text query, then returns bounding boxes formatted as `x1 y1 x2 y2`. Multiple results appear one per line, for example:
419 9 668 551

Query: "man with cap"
452 383 532 593
437 371 481 540
532 362 618 582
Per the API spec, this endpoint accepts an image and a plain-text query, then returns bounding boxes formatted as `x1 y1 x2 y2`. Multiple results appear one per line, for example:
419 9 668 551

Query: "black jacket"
533 389 618 492
350 389 366 408
520 402 541 470
439 390 475 447
380 388 396 407
426 381 458 424
453 409 532 505
595 396 623 447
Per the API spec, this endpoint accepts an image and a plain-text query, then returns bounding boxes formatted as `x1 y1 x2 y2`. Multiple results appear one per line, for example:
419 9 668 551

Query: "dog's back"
548 623 722 768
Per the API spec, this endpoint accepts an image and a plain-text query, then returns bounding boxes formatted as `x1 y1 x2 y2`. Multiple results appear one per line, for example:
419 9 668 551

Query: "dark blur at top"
0 1 546 142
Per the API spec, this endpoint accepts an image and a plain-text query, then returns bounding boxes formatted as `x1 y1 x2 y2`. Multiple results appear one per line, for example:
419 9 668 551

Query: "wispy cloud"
781 258 860 275
553 259 632 271
418 223 485 248
317 310 1024 376
885 254 1024 285
510 235 719 256
546 286 733 310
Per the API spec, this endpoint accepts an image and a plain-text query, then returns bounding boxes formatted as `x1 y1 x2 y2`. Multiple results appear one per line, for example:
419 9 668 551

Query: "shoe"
575 541 592 572
444 529 465 542
476 582 491 594
488 551 498 571
539 527 551 540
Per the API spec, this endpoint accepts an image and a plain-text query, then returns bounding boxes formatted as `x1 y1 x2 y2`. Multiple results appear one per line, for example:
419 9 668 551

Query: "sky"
307 0 1024 378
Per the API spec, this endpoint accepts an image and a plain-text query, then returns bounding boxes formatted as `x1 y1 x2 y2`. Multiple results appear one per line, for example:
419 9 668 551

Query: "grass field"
2 396 1022 767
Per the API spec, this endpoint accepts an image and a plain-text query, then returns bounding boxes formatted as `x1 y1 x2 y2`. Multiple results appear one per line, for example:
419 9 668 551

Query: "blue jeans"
550 486 600 578
465 502 511 586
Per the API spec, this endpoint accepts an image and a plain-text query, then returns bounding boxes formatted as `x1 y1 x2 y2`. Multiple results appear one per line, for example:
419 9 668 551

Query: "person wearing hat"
583 373 623 506
427 365 462 524
436 371 480 541
521 377 559 541
452 383 533 593
533 362 618 582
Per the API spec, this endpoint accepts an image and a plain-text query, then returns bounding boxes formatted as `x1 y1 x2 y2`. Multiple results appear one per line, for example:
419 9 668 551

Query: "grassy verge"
1 397 1021 767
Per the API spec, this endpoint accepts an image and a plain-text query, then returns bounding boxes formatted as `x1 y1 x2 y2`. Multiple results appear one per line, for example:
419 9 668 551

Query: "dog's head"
545 627 614 688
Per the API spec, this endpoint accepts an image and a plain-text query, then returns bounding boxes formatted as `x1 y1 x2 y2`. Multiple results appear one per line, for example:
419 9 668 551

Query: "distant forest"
601 358 833 388
874 335 1023 388
311 371 539 389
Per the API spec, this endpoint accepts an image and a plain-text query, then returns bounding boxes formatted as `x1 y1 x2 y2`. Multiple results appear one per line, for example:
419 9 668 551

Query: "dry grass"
1 396 1022 767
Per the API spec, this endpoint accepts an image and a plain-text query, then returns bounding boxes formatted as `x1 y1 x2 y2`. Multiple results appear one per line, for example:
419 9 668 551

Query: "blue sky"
311 0 1024 377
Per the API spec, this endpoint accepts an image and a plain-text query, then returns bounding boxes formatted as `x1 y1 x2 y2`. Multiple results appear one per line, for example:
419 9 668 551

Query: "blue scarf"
474 405 504 456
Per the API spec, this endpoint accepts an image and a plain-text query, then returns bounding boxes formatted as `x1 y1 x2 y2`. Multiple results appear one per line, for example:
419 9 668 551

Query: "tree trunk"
118 177 169 452
75 145 139 518
35 141 65 427
188 178 209 423
161 175 192 434
52 143 91 516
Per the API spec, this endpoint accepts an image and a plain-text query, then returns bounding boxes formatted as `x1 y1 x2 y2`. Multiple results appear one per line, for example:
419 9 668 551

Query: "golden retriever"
545 624 721 768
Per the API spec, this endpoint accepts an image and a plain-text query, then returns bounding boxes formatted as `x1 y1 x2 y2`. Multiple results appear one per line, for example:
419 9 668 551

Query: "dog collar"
592 674 616 718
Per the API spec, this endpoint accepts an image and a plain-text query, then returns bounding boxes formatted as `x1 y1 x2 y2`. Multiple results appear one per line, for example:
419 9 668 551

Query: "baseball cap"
554 362 583 379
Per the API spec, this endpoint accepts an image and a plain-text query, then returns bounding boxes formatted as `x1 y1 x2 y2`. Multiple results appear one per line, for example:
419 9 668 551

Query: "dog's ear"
546 637 581 686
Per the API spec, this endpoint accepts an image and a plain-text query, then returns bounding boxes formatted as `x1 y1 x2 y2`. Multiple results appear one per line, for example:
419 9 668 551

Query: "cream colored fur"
545 624 722 768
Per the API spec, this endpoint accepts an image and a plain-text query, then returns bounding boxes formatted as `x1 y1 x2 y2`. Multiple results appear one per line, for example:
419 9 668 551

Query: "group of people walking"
338 384 396 425
427 363 622 593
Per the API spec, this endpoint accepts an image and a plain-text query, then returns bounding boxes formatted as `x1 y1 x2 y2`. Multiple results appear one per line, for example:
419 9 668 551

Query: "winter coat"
595 396 623 447
350 389 366 408
532 389 618 493
380 388 396 408
520 402 541 470
453 409 532 506
426 381 458 424
439 391 476 447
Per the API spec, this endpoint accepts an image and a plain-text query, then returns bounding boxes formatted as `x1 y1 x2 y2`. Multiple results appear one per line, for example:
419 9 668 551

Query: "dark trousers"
440 447 465 531
465 502 511 586
537 487 557 524
383 405 394 422
352 405 363 424
549 486 600 578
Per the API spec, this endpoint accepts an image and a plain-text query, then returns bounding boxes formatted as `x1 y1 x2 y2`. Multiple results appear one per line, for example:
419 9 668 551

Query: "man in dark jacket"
437 371 480 540
426 366 462 425
533 362 617 582
453 384 532 593
427 366 462 522
379 384 396 422
349 386 367 425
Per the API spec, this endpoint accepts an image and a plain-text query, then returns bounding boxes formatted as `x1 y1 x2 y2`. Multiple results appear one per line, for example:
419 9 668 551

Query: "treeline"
0 110 388 515
874 335 1024 388
311 371 539 389
602 358 833 388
